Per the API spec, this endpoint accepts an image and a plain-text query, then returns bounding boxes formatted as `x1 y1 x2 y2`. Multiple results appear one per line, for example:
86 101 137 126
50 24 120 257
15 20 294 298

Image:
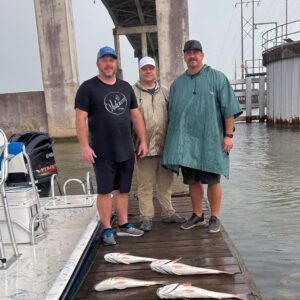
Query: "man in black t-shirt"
75 46 148 245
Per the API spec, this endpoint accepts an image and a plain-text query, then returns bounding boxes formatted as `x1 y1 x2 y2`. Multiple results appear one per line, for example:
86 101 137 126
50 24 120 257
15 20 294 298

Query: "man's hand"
223 137 233 154
136 141 148 158
81 144 97 163
130 108 148 158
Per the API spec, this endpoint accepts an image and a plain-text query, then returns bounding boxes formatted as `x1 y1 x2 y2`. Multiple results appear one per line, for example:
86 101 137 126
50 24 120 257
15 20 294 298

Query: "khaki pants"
137 156 174 220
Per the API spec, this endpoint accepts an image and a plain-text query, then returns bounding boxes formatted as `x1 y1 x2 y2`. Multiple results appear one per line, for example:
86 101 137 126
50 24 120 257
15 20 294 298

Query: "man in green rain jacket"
162 40 242 233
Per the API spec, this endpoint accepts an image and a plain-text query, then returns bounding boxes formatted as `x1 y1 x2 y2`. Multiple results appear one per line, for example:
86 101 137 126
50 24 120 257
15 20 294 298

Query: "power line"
216 7 237 67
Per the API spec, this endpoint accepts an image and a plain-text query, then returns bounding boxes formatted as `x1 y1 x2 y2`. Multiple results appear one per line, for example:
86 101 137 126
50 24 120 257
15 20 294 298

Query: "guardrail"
262 19 300 52
231 75 267 122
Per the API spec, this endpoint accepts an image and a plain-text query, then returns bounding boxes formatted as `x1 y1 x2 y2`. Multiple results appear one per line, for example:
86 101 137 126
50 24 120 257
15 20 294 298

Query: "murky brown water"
53 122 300 300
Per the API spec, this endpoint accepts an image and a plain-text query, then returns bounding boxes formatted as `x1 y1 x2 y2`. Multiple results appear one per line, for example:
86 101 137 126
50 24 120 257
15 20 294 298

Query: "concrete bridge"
0 0 189 138
1 2 300 137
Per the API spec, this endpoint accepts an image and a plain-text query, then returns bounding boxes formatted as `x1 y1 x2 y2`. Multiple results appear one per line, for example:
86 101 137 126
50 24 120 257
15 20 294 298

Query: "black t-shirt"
75 76 138 162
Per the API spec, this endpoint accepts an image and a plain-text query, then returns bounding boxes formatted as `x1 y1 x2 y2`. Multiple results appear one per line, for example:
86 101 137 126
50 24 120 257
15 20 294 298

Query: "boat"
0 129 99 299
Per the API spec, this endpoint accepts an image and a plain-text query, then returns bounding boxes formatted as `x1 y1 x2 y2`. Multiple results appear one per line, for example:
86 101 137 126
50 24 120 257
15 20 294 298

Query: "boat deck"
0 197 98 300
74 194 261 299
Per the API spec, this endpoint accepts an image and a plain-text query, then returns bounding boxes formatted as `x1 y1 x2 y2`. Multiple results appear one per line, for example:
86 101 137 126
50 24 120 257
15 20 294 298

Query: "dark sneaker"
116 223 144 237
140 219 152 232
180 213 206 230
162 213 186 224
102 229 116 246
208 216 221 233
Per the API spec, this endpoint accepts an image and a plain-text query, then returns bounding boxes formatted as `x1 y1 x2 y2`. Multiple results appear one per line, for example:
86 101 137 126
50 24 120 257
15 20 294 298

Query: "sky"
0 0 299 93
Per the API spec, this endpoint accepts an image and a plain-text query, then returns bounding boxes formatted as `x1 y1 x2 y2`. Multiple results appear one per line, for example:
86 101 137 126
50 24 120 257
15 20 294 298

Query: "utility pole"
235 0 259 78
241 0 244 79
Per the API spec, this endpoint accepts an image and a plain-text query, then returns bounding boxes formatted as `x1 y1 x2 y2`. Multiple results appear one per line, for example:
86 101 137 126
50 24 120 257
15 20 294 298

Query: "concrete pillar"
141 32 148 57
34 0 79 137
258 75 266 122
113 30 123 79
245 77 252 122
155 0 189 87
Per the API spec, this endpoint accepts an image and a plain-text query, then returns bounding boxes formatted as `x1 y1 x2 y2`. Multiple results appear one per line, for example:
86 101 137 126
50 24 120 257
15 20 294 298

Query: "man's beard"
101 69 117 78
188 59 198 64
188 60 200 68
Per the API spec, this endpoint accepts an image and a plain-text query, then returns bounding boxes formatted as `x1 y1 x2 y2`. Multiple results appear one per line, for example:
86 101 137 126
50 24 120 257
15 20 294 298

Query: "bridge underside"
101 0 158 59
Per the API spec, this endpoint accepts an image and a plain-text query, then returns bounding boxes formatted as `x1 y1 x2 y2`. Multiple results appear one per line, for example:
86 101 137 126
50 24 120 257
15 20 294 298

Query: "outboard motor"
6 132 57 197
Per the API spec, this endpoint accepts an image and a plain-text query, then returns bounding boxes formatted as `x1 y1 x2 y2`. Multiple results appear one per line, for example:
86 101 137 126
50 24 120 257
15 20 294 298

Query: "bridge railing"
231 75 267 122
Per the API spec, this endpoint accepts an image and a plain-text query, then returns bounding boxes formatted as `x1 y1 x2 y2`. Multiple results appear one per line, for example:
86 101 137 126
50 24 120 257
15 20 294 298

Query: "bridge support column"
155 0 189 87
141 32 148 57
34 0 79 137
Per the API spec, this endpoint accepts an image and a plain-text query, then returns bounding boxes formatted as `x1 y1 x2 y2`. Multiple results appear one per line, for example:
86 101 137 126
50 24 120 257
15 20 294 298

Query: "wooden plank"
76 283 251 300
74 196 260 300
95 256 238 268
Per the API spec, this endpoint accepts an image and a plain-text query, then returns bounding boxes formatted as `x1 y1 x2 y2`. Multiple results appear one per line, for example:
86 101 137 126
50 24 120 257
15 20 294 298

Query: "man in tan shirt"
133 56 185 232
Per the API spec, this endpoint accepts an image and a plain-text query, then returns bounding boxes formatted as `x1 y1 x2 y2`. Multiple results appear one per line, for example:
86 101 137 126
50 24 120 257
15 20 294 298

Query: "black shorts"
181 166 221 185
93 157 134 194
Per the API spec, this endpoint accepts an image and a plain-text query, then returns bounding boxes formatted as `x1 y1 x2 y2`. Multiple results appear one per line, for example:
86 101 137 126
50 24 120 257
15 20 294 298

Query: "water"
53 122 300 300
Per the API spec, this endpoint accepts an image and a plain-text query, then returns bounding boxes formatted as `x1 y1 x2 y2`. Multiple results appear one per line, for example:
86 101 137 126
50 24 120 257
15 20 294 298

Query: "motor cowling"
7 132 57 197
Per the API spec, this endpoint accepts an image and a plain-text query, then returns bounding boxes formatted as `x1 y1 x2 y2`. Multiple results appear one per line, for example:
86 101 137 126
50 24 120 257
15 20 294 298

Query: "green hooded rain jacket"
162 64 242 178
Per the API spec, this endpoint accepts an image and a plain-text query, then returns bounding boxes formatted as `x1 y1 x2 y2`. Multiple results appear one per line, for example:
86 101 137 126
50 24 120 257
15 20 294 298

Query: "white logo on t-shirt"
104 92 128 115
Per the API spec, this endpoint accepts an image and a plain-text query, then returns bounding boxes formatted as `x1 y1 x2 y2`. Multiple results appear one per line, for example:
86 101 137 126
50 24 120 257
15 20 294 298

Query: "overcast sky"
0 0 299 93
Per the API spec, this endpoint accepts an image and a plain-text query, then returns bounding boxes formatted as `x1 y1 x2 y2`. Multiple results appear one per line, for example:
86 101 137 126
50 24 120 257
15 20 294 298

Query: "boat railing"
0 129 21 270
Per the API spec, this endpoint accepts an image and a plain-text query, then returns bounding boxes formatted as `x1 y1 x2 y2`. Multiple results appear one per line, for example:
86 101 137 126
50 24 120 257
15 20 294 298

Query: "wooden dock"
74 194 261 299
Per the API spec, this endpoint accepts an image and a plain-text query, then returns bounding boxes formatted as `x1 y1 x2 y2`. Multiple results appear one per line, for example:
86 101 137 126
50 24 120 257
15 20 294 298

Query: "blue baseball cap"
97 46 117 59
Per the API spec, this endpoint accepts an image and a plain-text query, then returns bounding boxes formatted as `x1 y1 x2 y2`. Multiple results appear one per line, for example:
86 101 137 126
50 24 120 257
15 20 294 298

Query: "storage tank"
262 22 300 127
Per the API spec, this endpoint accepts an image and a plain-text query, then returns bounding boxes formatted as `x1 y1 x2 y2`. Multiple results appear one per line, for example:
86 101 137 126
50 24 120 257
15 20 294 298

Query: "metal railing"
244 59 266 76
231 75 267 122
262 19 300 52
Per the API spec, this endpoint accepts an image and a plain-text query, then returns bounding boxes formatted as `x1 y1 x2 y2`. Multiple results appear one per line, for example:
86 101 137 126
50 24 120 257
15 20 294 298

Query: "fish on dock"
150 258 234 275
94 277 165 291
104 252 157 264
157 283 248 299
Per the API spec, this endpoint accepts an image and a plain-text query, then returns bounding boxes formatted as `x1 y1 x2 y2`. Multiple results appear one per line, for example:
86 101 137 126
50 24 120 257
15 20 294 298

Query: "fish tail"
223 271 235 275
235 293 249 300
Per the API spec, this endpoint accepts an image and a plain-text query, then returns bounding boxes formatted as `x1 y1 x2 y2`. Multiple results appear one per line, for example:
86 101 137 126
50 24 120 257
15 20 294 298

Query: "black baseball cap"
183 40 202 52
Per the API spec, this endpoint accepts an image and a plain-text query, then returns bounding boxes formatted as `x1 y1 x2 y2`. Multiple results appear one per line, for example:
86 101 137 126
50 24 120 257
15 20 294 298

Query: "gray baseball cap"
183 40 203 52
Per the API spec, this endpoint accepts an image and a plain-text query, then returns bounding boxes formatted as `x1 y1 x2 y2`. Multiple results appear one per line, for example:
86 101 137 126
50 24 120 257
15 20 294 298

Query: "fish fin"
115 278 128 290
171 264 185 275
235 293 249 300
172 257 182 263
181 283 192 286
223 270 235 275
122 258 131 264
158 280 168 285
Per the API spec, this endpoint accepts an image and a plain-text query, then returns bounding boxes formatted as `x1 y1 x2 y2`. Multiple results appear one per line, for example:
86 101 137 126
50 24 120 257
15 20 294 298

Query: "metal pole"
285 0 288 39
252 0 255 74
241 0 244 79
259 75 266 121
246 76 252 122
275 22 278 46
